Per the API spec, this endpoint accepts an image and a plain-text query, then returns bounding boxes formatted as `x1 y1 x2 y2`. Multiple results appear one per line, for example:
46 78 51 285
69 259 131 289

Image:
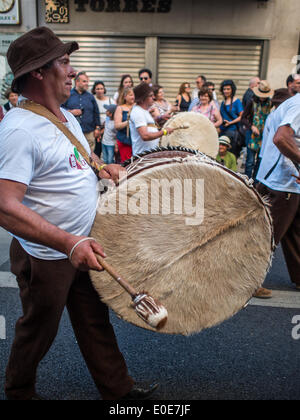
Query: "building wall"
0 0 37 97
37 0 299 90
0 0 299 94
40 0 274 37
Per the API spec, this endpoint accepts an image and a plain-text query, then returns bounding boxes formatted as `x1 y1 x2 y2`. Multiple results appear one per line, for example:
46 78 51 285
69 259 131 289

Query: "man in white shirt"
130 83 174 156
256 93 300 292
0 27 157 401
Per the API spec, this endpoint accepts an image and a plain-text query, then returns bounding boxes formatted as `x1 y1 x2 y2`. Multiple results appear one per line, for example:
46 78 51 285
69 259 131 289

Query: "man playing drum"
129 83 174 156
0 27 157 401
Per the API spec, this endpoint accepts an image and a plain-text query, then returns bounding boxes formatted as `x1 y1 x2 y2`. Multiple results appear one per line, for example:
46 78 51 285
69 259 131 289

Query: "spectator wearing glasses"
191 75 206 100
189 81 219 111
113 74 134 105
205 81 219 109
138 68 153 86
176 82 191 112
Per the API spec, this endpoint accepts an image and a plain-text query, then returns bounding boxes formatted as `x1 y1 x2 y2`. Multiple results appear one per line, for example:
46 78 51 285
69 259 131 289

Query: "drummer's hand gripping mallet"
163 124 190 135
95 254 168 330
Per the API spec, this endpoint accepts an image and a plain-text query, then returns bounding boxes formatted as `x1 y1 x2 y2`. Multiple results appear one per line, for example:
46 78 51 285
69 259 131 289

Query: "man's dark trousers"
5 238 134 400
257 183 300 287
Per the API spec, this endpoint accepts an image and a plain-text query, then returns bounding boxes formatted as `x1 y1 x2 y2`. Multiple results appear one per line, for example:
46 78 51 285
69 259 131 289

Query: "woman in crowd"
219 79 244 157
241 80 274 180
2 89 19 115
176 82 191 112
92 80 114 157
192 87 223 129
129 83 174 156
113 74 134 105
92 80 114 124
114 87 135 163
150 84 176 127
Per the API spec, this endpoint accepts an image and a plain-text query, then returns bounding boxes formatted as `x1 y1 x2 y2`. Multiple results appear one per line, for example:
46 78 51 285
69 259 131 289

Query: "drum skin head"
161 112 219 159
90 150 274 336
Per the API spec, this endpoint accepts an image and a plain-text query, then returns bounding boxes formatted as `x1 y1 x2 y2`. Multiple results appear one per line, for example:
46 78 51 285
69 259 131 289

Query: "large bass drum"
90 148 274 335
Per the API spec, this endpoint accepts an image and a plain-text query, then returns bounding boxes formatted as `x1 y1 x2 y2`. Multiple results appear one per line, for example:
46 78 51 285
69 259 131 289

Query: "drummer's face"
145 92 155 108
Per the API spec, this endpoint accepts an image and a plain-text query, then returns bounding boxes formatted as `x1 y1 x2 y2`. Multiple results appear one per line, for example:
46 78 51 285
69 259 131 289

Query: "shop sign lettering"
74 0 172 13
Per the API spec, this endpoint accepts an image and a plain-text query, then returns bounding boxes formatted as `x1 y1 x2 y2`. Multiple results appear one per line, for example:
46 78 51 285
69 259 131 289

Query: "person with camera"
63 71 101 152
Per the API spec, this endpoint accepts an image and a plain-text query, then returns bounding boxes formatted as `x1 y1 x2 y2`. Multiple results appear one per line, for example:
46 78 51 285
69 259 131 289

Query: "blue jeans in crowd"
102 144 115 165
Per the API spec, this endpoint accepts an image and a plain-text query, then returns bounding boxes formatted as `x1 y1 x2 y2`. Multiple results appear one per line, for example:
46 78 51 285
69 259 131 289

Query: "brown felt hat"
7 26 79 91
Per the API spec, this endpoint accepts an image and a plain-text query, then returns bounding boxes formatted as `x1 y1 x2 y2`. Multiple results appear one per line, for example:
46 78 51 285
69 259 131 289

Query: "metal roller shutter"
60 35 145 97
158 38 263 103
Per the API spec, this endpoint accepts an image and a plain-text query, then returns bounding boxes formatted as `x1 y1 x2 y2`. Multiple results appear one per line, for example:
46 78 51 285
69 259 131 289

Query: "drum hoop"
119 147 275 253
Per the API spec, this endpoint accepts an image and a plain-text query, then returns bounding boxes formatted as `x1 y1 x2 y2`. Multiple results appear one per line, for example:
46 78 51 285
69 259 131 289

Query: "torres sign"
74 0 173 13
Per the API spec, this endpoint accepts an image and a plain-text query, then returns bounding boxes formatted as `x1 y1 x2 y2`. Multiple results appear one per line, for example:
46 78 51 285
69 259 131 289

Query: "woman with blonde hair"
114 86 135 162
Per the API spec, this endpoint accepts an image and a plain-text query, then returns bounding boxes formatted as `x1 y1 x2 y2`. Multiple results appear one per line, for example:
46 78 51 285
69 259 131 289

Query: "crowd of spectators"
1 68 299 177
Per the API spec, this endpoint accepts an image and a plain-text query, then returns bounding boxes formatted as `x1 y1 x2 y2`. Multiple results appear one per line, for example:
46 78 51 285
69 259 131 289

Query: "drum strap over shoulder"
19 100 101 176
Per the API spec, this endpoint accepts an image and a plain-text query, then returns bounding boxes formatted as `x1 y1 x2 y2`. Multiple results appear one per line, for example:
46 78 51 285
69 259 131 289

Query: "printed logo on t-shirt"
69 147 89 170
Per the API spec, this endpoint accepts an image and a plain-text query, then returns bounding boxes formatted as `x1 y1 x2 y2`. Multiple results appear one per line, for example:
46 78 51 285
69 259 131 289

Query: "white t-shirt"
113 91 119 104
257 93 300 194
192 88 199 101
129 105 160 155
0 107 99 260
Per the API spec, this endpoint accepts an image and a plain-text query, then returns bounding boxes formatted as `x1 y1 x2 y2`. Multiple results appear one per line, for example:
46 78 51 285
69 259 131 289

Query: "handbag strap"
221 101 237 122
19 100 101 174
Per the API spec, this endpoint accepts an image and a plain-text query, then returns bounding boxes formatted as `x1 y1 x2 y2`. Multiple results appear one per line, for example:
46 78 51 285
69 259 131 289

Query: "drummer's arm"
138 126 173 141
0 179 105 271
273 125 300 163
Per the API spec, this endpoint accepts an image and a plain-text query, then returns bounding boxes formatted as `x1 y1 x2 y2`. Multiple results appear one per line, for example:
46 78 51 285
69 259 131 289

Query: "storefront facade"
0 0 299 102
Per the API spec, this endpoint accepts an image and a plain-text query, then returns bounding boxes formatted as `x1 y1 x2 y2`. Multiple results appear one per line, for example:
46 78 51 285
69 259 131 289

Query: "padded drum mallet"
95 254 168 330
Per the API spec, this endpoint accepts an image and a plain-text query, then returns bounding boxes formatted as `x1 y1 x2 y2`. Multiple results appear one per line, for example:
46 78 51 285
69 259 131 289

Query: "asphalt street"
0 228 299 401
